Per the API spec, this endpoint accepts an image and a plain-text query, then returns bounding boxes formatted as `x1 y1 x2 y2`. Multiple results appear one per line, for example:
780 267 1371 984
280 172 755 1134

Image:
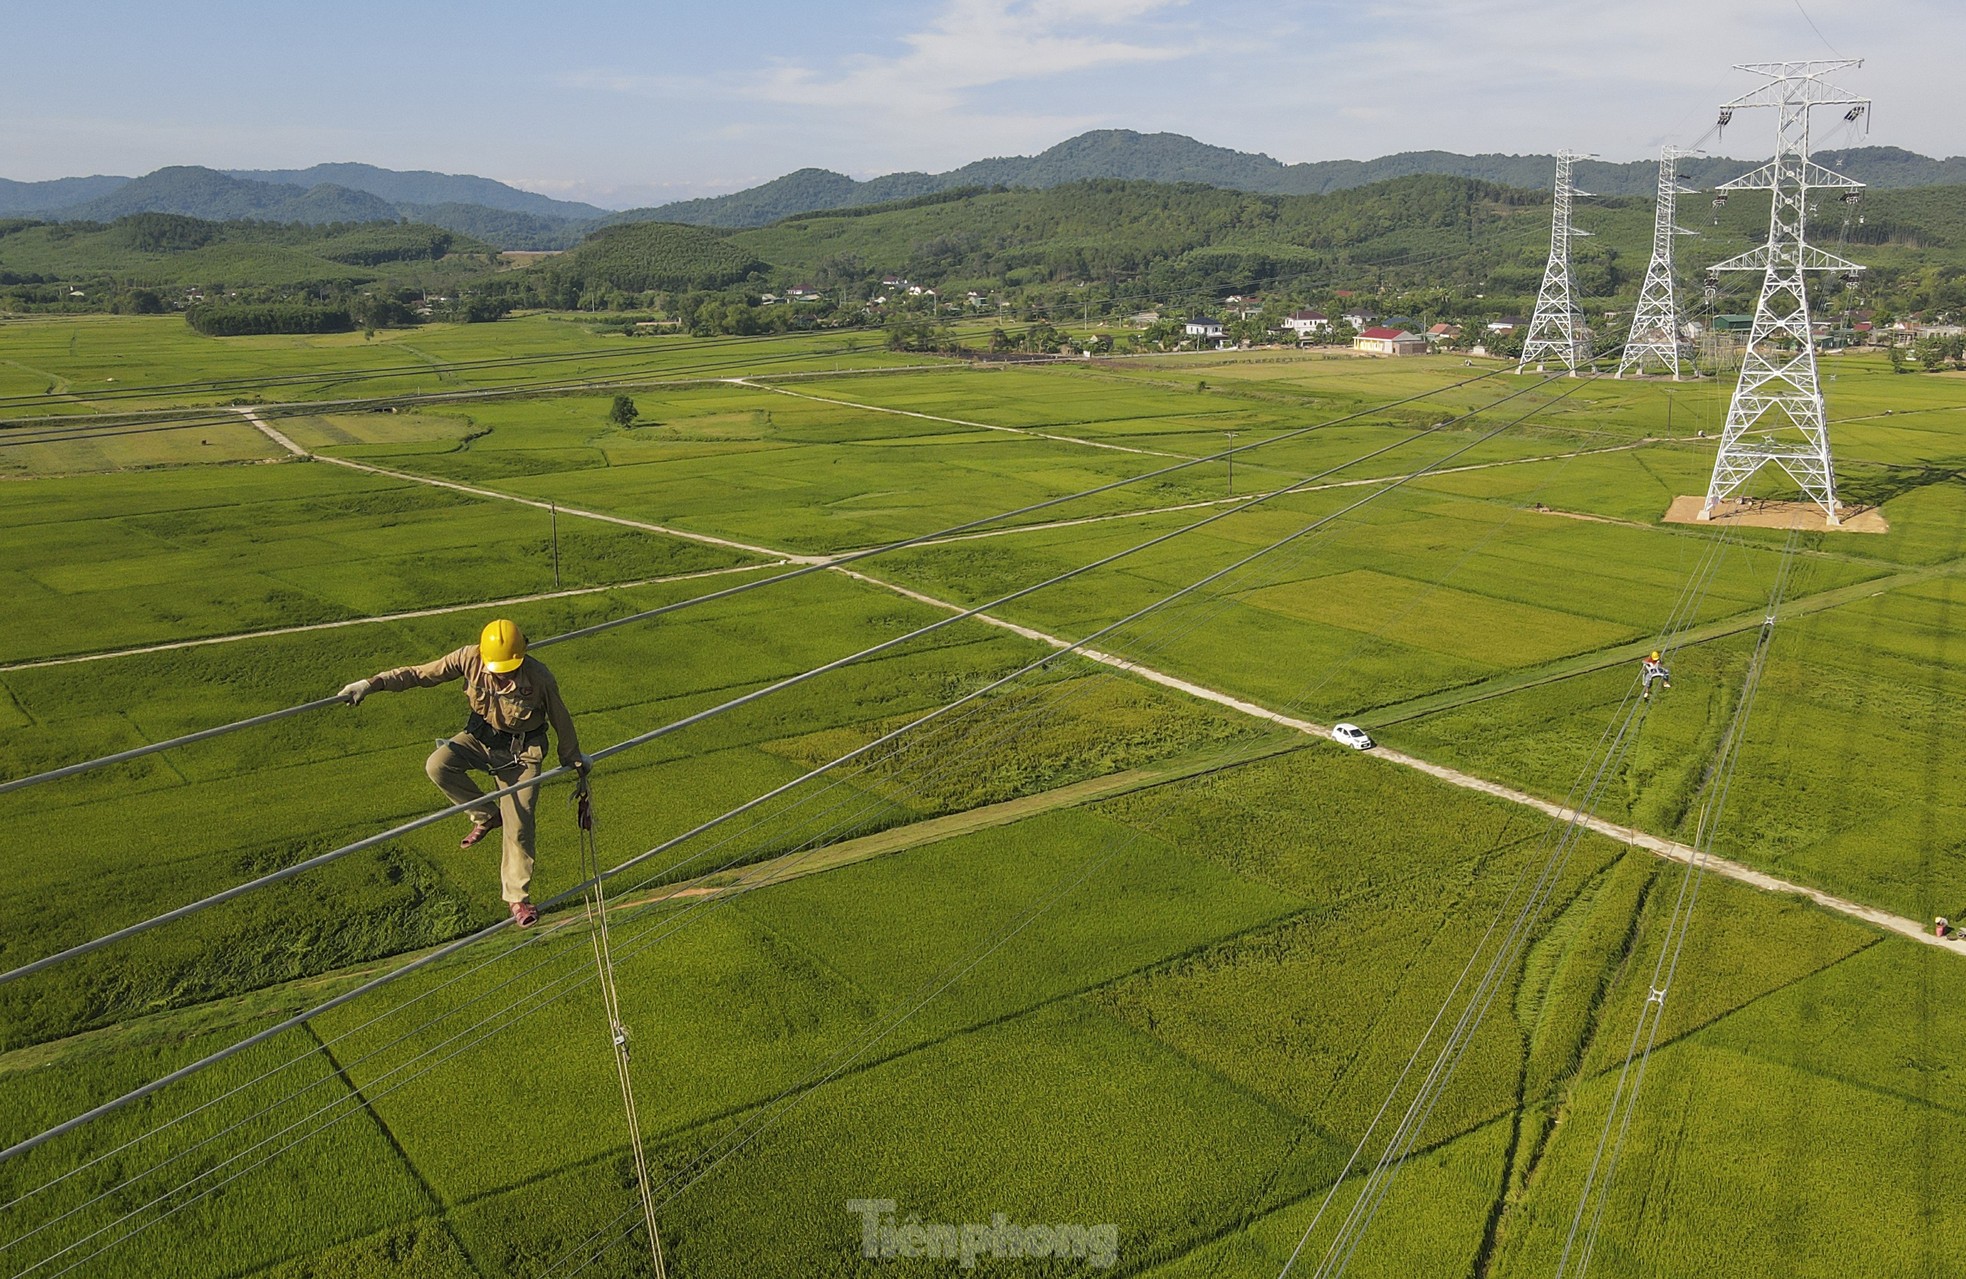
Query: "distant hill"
0 175 129 213
395 202 587 250
5 134 1966 251
7 170 1960 318
605 168 947 230
621 131 1966 227
0 212 495 291
0 165 602 249
562 174 1965 315
229 163 608 221
540 222 767 294
60 167 402 224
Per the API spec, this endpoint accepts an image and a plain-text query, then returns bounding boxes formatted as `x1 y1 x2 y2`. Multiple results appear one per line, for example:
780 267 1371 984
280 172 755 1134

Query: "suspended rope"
571 778 668 1279
1555 528 1801 1279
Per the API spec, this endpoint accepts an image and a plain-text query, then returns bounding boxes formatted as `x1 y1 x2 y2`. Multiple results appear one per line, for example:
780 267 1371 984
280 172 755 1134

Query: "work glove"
571 752 594 774
338 679 372 706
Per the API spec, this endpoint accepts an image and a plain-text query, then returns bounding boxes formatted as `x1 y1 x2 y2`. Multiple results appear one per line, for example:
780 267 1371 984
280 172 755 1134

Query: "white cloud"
558 0 1202 179
757 0 1191 111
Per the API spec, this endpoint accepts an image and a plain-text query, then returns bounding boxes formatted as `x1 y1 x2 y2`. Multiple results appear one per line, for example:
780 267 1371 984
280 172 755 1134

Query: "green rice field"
3 315 1966 1277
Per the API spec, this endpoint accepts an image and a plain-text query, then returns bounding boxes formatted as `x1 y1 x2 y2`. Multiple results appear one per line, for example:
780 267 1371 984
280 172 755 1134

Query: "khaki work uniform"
370 646 584 904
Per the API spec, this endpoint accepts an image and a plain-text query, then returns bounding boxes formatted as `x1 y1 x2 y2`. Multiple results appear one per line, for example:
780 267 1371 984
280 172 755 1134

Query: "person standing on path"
337 619 589 928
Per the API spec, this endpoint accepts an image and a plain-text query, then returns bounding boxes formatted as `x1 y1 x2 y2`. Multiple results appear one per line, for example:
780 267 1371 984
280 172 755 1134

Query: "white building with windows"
1354 326 1428 357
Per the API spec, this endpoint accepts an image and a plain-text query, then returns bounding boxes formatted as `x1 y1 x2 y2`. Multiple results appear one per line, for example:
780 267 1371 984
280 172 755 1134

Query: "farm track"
235 407 821 564
16 439 1659 672
0 736 1318 1075
605 733 1312 912
236 405 1966 958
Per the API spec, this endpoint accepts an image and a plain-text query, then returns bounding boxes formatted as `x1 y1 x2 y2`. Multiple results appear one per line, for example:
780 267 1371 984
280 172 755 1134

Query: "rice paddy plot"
5 322 1966 1276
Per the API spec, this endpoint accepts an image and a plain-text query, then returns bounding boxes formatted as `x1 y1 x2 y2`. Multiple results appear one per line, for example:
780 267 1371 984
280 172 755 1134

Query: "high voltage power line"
2 370 1608 1275
0 369 1579 1165
0 367 1514 802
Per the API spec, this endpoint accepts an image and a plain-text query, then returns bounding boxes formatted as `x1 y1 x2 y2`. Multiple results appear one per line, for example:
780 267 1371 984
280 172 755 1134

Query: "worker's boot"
509 901 539 929
460 814 502 849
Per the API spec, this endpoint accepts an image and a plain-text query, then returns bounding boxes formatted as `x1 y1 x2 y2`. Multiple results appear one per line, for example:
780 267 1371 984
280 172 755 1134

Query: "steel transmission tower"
1700 61 1867 525
1618 146 1697 378
1519 150 1593 376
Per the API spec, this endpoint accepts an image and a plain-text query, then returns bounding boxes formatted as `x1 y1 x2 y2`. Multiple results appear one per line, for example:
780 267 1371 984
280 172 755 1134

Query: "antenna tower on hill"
1619 146 1698 378
1700 60 1867 525
1519 150 1593 376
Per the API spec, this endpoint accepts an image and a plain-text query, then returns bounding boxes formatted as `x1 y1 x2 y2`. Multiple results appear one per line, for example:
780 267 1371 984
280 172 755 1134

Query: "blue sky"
4 1 1959 208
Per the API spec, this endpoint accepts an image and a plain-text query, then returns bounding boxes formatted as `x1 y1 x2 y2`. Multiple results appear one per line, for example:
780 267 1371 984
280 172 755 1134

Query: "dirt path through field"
234 406 819 563
234 404 1955 954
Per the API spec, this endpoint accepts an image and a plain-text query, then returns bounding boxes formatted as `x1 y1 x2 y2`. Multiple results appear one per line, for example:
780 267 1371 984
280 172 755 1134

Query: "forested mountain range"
620 133 1966 228
224 163 609 220
3 131 1962 250
533 175 1966 320
8 172 1962 323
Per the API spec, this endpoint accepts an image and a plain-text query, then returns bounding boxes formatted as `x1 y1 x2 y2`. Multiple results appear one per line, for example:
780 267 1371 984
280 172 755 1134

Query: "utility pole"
1620 145 1699 379
1520 150 1594 376
1225 431 1236 496
550 501 561 588
1700 61 1867 526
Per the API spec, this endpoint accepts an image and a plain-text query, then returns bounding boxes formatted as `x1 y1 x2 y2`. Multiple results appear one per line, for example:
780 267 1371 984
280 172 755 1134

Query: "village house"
1282 309 1330 337
1184 317 1225 339
1354 326 1428 357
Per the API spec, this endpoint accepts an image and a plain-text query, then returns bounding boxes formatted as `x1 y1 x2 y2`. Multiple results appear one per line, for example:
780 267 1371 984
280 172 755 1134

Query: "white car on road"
1331 723 1375 751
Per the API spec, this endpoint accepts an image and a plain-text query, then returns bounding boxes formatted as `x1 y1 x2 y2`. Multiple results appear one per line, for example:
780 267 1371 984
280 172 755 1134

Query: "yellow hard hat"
480 619 527 673
1648 651 1661 662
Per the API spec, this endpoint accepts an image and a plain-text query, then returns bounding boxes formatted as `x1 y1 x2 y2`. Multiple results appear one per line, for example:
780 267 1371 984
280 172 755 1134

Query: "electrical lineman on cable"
337 619 590 928
1641 649 1673 702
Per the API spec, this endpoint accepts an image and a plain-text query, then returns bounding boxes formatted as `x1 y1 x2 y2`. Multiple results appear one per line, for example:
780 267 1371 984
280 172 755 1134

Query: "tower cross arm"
1716 159 1865 193
1709 244 1866 274
1723 61 1866 109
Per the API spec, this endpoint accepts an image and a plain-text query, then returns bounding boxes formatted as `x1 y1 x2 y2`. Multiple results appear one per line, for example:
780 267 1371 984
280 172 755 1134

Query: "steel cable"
9 371 1601 1273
